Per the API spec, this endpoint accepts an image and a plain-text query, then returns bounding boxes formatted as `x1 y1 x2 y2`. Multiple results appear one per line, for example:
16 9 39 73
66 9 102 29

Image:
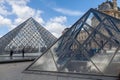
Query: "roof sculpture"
98 0 120 19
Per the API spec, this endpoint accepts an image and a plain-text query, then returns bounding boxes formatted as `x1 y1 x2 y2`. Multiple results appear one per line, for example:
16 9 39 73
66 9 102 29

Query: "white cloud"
0 7 11 16
34 10 44 24
5 0 44 29
49 16 66 23
6 0 29 6
0 0 11 16
12 5 35 18
7 0 41 18
0 0 5 3
0 15 11 26
53 8 83 16
45 16 68 38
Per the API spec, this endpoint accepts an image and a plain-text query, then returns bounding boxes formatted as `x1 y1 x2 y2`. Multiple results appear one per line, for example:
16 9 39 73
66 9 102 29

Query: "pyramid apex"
28 17 34 20
25 17 37 23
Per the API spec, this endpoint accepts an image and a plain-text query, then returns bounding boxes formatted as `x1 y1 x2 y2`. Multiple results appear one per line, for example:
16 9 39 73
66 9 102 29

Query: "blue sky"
0 0 120 37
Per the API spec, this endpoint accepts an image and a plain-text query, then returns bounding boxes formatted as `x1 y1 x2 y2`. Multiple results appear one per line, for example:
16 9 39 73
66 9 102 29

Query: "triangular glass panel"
28 50 57 71
86 12 100 28
25 9 120 77
75 24 93 44
109 18 120 32
92 9 106 21
107 46 120 76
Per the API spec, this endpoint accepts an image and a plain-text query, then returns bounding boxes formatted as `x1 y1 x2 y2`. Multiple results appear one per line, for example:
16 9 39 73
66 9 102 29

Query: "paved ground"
0 61 60 80
0 61 117 80
0 62 34 80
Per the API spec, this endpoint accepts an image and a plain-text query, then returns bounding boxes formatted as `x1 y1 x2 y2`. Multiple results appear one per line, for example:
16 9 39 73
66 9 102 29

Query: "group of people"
10 49 25 58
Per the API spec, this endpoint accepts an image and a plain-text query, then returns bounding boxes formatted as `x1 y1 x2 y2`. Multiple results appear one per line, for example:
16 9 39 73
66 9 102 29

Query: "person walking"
10 50 13 59
22 48 25 58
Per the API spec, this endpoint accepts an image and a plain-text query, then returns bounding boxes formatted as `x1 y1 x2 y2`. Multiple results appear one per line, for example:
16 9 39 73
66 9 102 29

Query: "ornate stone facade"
98 0 120 19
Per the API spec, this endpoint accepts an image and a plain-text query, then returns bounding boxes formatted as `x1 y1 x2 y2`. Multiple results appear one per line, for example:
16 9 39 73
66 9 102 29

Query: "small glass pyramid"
25 9 120 76
0 17 56 54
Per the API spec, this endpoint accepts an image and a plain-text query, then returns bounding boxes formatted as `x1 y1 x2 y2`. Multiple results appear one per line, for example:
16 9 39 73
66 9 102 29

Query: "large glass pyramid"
0 17 56 54
25 9 120 76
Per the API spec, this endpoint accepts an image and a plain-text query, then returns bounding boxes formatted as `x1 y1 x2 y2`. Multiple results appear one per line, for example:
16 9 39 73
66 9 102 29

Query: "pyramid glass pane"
86 12 100 28
0 17 56 55
29 50 57 71
26 9 120 76
108 47 120 76
93 10 106 21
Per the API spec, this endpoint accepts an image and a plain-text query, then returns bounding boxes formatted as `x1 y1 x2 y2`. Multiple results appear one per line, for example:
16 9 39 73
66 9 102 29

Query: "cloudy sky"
0 0 120 38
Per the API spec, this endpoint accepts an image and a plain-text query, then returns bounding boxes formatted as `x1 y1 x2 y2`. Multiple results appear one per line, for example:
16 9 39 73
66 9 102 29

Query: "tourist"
10 50 13 59
22 48 25 57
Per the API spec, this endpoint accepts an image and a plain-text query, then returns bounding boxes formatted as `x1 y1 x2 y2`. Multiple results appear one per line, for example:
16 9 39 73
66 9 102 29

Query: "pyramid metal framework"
25 9 120 76
0 17 57 54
